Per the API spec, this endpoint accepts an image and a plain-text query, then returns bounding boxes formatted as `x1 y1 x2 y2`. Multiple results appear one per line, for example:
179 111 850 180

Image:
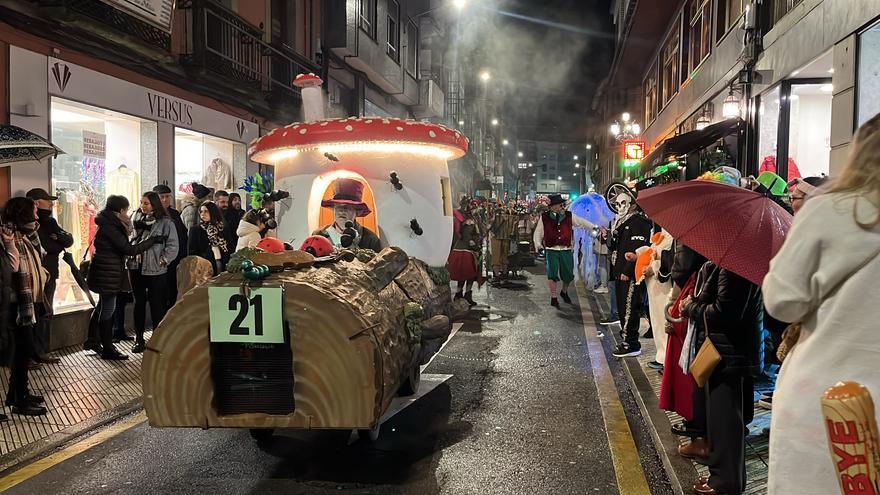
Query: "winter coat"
684 262 763 377
670 241 705 288
607 213 653 278
223 208 244 252
180 197 208 232
88 209 157 294
188 223 230 275
168 207 188 264
0 242 16 366
236 220 263 251
131 213 179 276
36 208 74 279
763 193 880 495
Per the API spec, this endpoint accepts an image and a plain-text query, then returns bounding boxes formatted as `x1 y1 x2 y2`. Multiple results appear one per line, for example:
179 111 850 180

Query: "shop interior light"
821 84 834 93
51 108 104 124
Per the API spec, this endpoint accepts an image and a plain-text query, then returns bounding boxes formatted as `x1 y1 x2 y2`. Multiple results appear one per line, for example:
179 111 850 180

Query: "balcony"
177 0 319 109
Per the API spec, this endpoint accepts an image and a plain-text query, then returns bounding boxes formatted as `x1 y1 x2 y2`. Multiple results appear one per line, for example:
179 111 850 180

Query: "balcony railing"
41 0 172 50
178 0 318 105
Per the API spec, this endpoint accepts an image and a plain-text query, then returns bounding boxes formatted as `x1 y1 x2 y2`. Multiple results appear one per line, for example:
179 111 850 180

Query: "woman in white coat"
763 115 880 495
235 209 265 251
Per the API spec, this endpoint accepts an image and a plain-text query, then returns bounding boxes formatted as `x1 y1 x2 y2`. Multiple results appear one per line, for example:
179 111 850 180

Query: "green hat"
757 172 787 197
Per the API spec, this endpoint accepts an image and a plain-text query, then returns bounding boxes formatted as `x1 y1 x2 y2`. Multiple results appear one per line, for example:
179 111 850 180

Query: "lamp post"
609 112 642 142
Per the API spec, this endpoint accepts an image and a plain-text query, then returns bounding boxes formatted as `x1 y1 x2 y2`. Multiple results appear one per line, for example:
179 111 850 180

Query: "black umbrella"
0 124 65 166
61 251 96 307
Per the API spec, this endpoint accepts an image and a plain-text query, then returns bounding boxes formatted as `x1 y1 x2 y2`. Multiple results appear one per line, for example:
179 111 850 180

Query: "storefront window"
758 86 781 177
50 97 157 313
174 128 240 208
858 20 880 126
787 83 832 178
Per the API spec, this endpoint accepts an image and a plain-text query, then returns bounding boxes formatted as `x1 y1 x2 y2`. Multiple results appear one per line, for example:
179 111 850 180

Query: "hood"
237 219 261 237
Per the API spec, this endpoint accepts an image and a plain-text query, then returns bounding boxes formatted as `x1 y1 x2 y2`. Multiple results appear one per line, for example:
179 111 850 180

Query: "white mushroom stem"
301 86 325 122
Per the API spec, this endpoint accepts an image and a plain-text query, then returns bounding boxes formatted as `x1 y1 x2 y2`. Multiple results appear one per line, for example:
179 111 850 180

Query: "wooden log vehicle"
142 246 452 439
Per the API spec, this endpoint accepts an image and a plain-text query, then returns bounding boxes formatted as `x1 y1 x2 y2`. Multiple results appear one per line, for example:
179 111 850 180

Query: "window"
687 0 711 74
660 21 681 107
717 0 747 40
769 0 803 28
644 64 658 123
858 20 880 126
405 21 419 76
271 0 295 48
386 0 400 62
359 0 377 39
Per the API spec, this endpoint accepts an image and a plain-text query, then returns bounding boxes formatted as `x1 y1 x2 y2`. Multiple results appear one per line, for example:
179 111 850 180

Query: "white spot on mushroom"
429 130 437 138
454 132 461 138
345 125 354 131
283 131 289 137
365 119 373 124
382 119 391 124
299 128 308 135
319 121 329 126
396 126 404 132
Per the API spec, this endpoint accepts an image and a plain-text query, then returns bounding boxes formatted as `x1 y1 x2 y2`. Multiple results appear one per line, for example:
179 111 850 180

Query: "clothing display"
203 157 232 191
107 165 141 205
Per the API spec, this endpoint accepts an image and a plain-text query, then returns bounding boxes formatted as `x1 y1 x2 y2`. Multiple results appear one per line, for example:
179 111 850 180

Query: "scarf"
13 236 36 326
201 221 229 254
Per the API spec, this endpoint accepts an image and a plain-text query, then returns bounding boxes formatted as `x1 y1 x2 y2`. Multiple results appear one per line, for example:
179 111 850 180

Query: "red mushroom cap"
293 73 323 88
249 117 469 164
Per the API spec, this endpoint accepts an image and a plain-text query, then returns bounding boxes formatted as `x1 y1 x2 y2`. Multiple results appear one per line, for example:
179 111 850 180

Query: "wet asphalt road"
4 268 672 495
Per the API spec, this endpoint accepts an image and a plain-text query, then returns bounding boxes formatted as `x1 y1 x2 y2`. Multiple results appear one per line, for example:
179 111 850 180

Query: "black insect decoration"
390 171 403 191
410 218 423 236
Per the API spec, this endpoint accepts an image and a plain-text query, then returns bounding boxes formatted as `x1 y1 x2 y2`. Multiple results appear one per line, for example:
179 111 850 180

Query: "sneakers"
559 291 572 304
593 286 609 294
647 361 663 370
612 343 641 358
599 317 620 326
757 394 773 410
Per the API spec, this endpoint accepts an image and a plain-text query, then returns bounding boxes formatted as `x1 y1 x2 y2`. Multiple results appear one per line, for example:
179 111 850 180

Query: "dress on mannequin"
107 164 141 205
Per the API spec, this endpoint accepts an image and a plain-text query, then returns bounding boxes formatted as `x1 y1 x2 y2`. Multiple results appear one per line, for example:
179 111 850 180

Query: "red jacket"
541 212 573 248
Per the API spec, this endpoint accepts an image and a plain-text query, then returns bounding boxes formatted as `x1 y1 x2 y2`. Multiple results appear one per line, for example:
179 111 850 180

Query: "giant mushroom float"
141 74 466 441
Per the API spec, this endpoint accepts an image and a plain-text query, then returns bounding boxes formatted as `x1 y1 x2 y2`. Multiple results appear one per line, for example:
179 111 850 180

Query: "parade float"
142 74 467 440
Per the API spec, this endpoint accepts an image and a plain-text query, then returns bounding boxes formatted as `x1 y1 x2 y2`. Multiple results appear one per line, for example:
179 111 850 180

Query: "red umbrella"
636 180 792 286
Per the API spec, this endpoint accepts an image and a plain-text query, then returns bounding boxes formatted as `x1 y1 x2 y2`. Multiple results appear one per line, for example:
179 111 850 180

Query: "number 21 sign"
208 287 284 344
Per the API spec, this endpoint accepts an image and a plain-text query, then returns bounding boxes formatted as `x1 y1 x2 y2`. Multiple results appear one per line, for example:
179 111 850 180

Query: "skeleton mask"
614 193 633 215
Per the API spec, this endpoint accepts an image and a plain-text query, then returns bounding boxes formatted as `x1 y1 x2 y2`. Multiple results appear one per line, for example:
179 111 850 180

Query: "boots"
83 310 103 355
464 291 476 306
678 437 710 460
132 329 146 354
99 319 128 361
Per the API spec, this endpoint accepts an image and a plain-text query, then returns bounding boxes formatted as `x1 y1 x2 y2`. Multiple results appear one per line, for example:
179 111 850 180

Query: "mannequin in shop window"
203 157 232 191
107 162 141 208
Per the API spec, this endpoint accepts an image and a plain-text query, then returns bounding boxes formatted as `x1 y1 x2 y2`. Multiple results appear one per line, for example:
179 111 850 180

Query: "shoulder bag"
690 313 722 388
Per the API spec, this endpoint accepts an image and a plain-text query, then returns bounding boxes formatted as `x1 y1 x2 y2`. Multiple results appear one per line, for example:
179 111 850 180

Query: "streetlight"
458 120 464 126
517 151 523 158
453 0 467 10
586 144 592 150
610 112 641 141
479 70 491 82
491 118 499 126
575 163 580 168
502 139 509 146
573 155 578 160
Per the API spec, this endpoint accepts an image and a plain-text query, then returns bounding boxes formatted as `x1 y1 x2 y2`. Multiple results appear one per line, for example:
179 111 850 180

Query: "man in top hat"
314 178 381 252
533 194 595 308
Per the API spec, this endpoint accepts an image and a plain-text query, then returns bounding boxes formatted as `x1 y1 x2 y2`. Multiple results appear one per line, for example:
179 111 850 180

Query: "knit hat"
191 182 211 200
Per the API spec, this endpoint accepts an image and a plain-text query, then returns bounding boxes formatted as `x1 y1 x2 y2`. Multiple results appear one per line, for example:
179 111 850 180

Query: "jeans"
596 254 609 288
86 293 118 350
131 271 168 336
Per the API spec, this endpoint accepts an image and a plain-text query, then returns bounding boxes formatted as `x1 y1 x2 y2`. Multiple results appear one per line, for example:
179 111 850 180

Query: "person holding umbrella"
533 194 596 308
763 115 880 495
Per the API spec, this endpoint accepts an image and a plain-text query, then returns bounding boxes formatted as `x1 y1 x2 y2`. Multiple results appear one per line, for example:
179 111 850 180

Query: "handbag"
689 314 722 388
79 234 96 286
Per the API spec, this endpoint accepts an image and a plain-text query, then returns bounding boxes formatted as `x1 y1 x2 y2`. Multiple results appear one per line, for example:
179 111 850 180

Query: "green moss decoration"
226 247 263 273
404 302 424 343
354 249 377 262
427 266 450 286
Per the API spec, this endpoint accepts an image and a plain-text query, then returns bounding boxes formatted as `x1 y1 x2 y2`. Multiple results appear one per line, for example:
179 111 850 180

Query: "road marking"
0 411 146 492
576 283 652 495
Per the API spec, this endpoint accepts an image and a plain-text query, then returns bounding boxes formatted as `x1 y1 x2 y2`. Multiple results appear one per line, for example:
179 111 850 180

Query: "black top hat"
548 194 566 206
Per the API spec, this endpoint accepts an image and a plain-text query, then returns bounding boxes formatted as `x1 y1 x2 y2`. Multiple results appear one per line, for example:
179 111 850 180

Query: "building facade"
516 140 590 197
596 0 880 186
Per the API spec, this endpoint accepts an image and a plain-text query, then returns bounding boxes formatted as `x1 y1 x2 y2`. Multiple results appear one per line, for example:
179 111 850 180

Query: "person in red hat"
314 178 381 252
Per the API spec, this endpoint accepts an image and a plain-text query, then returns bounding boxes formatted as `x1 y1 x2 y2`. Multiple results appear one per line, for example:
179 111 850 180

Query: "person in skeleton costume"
533 194 596 308
604 183 653 357
314 179 381 252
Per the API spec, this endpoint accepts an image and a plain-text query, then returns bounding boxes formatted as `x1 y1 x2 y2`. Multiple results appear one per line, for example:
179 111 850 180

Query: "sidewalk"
587 289 771 495
0 334 148 472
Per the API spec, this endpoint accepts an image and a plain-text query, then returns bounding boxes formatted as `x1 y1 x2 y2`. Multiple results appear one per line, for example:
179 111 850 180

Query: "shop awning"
639 118 743 177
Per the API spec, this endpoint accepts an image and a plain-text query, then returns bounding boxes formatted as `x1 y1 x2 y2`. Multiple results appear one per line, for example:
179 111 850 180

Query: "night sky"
462 0 614 143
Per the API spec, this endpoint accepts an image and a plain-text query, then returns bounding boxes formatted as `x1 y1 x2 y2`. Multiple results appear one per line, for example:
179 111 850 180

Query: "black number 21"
228 294 264 336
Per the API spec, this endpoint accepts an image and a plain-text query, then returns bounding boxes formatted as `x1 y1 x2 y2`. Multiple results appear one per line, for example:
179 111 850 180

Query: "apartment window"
387 0 400 62
769 0 803 28
687 0 711 74
644 66 658 123
660 21 681 107
360 0 377 39
405 21 419 76
717 0 747 40
271 0 295 48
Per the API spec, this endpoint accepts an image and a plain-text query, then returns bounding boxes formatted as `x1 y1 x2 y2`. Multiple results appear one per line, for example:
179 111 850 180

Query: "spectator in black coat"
680 262 763 495
188 201 230 275
225 193 245 250
84 195 163 361
26 188 73 364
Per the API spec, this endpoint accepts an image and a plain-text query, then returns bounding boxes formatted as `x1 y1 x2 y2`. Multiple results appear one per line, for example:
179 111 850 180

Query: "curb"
0 398 143 476
586 292 698 495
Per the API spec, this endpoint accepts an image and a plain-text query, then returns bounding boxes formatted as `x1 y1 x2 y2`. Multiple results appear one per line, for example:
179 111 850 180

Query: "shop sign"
47 57 258 143
208 287 284 344
623 140 645 169
98 0 175 33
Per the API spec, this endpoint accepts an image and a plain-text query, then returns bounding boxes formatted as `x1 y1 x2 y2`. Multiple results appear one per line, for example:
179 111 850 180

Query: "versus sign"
147 92 194 126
